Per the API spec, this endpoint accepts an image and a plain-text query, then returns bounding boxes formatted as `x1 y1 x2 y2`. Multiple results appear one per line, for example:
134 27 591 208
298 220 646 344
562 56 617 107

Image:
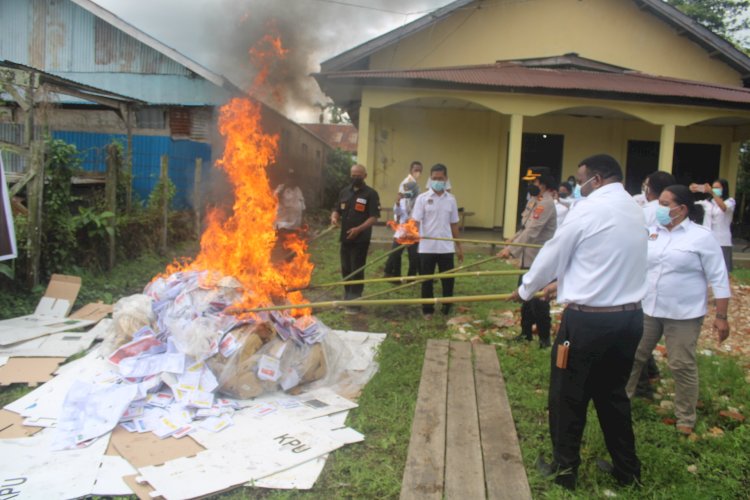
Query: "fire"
164 36 313 316
387 219 420 245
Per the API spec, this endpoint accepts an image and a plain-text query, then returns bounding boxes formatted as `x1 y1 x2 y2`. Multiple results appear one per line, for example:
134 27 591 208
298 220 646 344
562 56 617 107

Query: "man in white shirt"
411 164 463 320
510 154 647 490
641 171 675 226
274 170 306 231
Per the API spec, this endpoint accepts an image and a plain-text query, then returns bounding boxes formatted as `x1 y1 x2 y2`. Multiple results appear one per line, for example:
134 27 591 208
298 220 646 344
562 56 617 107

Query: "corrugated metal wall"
52 131 211 210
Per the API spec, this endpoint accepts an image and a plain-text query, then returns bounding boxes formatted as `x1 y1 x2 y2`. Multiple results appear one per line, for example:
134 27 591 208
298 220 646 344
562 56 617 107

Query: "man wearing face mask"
499 172 557 347
411 163 463 320
330 164 381 312
509 154 647 490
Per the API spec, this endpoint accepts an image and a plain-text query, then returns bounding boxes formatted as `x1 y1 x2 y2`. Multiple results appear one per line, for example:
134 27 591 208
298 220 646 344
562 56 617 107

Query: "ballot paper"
53 380 138 449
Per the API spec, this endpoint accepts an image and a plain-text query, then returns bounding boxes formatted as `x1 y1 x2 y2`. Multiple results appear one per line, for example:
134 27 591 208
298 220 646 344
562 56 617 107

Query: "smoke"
202 0 448 120
95 0 449 121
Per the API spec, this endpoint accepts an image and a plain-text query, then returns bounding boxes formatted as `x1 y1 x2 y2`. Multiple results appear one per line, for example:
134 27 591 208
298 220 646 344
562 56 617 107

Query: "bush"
322 148 354 210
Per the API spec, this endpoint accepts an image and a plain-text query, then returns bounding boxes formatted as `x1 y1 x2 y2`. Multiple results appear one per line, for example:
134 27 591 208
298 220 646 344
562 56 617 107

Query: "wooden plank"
473 343 532 500
445 341 485 499
400 339 449 500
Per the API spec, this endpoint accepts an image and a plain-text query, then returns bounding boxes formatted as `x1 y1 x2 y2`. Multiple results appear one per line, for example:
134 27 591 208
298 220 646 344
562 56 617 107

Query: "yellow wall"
362 91 744 229
369 0 743 87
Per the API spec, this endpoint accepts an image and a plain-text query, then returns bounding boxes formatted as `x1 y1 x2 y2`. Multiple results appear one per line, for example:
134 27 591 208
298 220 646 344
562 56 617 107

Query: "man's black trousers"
419 252 454 314
340 241 370 300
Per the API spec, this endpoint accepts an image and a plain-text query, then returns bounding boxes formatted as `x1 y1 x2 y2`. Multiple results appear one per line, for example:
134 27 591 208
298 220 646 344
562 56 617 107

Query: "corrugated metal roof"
0 0 239 105
301 123 358 153
317 63 750 109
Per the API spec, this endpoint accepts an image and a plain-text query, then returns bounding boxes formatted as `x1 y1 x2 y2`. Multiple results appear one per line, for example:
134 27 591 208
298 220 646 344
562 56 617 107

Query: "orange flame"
387 219 420 245
164 35 313 316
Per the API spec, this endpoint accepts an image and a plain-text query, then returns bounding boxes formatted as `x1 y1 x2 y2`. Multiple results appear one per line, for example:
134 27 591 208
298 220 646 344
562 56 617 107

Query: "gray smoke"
96 0 450 120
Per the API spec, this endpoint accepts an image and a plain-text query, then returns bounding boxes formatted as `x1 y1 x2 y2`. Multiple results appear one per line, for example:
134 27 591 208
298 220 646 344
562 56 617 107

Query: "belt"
566 303 641 313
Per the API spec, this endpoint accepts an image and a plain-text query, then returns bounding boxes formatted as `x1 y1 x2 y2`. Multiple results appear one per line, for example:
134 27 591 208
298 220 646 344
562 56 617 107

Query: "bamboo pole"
105 144 118 270
302 269 525 290
160 155 169 254
422 236 541 248
244 292 520 314
358 254 503 301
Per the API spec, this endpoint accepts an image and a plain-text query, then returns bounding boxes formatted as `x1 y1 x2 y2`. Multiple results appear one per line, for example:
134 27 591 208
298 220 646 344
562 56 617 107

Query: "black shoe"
514 334 532 342
536 457 576 490
596 458 641 487
539 339 551 348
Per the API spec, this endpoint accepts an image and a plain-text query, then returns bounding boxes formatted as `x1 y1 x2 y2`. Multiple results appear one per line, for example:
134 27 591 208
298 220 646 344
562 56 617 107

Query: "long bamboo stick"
244 292 519 313
309 243 408 302
358 254 504 300
301 269 525 290
422 236 542 248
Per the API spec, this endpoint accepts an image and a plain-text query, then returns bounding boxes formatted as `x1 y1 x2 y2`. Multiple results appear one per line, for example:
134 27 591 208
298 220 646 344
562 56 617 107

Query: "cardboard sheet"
109 425 205 469
0 409 43 439
0 330 97 358
0 274 93 346
0 357 65 386
69 302 113 322
91 455 137 496
138 420 346 500
0 430 109 500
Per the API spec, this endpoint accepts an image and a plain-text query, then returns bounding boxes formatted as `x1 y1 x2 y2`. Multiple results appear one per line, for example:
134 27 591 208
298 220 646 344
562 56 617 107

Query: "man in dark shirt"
330 164 381 312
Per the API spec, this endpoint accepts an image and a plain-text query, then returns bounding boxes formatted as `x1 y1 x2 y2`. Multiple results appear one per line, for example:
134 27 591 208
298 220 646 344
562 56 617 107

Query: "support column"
502 114 524 239
727 140 741 196
357 105 372 172
658 124 675 173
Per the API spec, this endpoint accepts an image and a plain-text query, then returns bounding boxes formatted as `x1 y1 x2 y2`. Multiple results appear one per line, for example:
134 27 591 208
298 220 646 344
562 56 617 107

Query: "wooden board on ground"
445 341 485 499
400 339 449 500
109 425 205 469
474 343 532 500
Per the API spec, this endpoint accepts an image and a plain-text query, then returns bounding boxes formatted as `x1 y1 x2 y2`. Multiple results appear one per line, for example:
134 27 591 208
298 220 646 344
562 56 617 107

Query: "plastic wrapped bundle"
101 294 156 354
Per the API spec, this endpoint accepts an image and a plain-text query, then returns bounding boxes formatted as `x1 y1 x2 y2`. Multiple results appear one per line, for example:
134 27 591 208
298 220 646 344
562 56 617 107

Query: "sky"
92 0 453 121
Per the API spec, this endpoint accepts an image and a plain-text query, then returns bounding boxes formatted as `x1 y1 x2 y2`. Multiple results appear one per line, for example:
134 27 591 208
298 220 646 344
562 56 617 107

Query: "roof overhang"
314 63 750 114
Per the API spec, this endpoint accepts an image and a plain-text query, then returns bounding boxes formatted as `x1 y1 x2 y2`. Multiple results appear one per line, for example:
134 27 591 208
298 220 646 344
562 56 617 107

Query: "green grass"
1 230 748 499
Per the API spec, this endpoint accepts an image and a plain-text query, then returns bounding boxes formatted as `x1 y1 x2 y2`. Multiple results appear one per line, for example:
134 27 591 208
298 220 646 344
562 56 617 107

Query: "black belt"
566 302 641 313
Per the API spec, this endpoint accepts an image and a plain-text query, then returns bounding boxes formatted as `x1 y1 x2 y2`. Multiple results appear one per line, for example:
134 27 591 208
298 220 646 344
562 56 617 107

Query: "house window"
135 108 166 129
301 143 308 158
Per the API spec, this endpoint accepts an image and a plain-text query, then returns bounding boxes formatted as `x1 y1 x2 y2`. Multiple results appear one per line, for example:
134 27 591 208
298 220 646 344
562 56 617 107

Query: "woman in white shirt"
691 178 735 272
626 185 730 435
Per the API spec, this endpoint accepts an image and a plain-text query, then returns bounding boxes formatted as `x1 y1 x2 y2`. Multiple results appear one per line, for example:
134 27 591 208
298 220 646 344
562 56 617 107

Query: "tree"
666 0 750 49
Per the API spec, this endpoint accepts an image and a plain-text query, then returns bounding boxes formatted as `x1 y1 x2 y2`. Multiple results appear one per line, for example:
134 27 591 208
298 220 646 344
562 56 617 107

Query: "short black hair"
578 154 623 182
410 161 423 171
430 163 448 176
537 173 558 191
559 181 573 194
715 178 730 200
646 171 676 197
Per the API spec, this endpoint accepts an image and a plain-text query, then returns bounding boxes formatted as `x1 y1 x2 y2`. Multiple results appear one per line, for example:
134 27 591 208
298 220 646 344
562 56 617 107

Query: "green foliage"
73 207 115 240
666 0 750 48
40 138 80 275
322 148 355 210
147 176 177 212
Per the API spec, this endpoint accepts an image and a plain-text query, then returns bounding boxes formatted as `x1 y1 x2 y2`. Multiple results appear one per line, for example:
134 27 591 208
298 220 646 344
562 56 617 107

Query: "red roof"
301 123 358 153
317 63 750 109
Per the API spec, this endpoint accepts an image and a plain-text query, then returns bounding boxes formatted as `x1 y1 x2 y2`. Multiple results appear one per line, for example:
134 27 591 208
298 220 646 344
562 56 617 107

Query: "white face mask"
574 176 596 199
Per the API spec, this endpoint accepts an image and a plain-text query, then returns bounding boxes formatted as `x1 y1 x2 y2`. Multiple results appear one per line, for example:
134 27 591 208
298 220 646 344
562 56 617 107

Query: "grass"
1 229 748 499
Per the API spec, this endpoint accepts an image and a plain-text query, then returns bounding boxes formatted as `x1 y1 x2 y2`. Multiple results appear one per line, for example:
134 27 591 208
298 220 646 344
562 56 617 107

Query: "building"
0 0 330 209
314 0 750 236
301 123 358 155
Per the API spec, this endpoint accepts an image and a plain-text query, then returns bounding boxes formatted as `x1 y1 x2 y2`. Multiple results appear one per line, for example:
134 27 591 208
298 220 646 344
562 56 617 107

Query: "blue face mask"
712 188 723 197
655 205 676 226
431 180 446 192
